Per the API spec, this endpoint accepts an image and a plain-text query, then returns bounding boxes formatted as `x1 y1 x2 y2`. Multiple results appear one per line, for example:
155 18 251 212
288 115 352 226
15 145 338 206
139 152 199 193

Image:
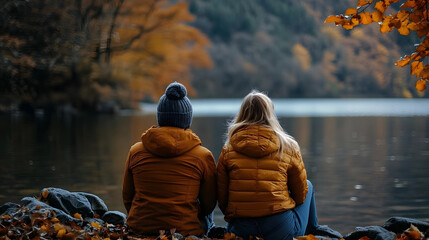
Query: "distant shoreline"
136 98 429 117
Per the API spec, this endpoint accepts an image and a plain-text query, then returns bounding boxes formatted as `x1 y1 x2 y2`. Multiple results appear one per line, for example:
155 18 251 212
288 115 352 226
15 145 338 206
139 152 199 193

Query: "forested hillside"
1 0 426 113
186 0 424 98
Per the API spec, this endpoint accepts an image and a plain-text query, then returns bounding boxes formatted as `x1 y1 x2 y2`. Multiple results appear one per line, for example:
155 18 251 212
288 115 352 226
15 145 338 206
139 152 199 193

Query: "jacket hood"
142 126 201 157
230 126 280 157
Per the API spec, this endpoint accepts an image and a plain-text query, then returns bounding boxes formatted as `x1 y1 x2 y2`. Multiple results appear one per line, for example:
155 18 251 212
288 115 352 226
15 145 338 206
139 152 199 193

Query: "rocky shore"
1 188 428 240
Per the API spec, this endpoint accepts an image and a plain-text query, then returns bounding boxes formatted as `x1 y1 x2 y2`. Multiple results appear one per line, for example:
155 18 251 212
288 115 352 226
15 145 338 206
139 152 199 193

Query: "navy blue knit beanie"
157 82 193 129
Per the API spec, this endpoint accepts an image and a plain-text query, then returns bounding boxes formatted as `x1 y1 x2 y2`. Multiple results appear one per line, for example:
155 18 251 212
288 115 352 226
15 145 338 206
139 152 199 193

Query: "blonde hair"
226 90 299 155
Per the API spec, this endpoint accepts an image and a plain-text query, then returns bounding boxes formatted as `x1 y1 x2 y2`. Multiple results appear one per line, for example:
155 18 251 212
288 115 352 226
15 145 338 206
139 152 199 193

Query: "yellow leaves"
375 1 387 13
410 52 422 61
345 8 358 15
113 0 213 101
57 228 67 238
41 225 49 231
419 66 429 79
358 0 372 7
402 224 425 239
325 15 342 24
411 61 423 76
397 10 409 21
3 206 128 240
341 18 360 30
359 12 373 25
401 0 417 9
90 221 102 230
296 234 319 240
407 22 420 31
54 223 64 231
73 213 83 220
42 189 49 199
372 11 384 22
398 20 410 35
380 19 394 33
395 56 411 67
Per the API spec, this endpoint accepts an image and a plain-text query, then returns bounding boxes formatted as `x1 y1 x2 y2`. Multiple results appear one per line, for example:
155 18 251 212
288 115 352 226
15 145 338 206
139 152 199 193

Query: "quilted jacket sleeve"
216 148 229 214
122 149 135 213
287 149 308 205
198 151 217 216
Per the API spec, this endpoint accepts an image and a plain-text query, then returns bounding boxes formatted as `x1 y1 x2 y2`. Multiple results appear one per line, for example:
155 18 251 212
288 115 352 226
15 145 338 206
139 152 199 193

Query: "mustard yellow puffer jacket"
122 126 217 236
217 125 308 222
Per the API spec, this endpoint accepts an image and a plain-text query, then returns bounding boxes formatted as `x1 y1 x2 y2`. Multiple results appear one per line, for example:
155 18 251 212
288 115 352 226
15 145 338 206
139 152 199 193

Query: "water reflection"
0 114 428 235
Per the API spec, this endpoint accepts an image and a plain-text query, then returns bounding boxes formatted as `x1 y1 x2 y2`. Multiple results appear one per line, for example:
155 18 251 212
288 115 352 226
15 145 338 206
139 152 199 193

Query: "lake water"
1 99 428 235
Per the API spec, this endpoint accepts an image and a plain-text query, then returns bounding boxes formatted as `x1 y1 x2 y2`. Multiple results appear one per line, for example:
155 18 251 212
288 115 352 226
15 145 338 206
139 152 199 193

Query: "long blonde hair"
226 90 299 155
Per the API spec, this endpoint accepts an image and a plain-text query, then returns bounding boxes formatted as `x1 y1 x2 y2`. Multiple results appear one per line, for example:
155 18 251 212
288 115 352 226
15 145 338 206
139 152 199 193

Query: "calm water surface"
1 99 428 235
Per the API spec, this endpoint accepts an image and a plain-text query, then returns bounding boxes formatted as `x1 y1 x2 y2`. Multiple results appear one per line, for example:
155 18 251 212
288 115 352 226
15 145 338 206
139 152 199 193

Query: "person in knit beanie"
122 82 217 237
157 82 193 129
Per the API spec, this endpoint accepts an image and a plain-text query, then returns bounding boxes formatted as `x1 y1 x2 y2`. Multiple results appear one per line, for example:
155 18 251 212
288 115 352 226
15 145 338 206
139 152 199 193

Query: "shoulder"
190 144 214 161
129 142 144 156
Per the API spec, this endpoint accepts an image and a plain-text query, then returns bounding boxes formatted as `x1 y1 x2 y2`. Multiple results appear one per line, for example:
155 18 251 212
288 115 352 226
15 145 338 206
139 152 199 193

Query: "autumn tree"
110 0 213 103
0 0 210 111
0 0 125 111
325 0 429 92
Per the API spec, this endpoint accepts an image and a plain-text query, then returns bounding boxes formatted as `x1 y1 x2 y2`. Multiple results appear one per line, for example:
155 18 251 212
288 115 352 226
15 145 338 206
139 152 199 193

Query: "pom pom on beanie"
165 83 187 100
157 82 193 129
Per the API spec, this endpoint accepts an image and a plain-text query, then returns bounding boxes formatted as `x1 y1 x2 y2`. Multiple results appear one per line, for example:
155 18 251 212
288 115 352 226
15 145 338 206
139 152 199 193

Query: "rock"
172 232 184 240
0 202 20 215
102 211 127 225
77 192 109 216
20 197 81 224
344 226 396 240
382 217 429 234
312 225 343 239
41 187 94 218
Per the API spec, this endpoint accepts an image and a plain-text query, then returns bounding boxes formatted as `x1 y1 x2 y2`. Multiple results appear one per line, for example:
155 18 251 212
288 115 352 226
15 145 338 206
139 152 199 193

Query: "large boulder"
382 217 429 234
102 211 126 225
311 225 343 239
344 226 396 240
77 192 108 216
0 202 20 215
40 188 94 218
20 197 81 224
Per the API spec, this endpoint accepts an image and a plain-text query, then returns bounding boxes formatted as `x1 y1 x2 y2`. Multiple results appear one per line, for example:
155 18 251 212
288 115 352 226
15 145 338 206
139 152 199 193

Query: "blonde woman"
217 91 336 240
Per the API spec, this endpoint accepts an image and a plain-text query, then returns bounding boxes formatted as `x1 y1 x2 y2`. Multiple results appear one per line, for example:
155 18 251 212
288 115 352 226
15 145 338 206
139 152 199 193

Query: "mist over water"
1 99 428 235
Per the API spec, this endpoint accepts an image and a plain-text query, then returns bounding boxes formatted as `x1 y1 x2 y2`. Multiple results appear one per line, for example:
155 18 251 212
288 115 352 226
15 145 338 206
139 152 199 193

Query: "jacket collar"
230 125 280 157
141 126 201 157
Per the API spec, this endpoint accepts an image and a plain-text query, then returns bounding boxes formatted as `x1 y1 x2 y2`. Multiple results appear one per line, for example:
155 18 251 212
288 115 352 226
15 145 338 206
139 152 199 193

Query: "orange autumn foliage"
111 0 213 102
325 0 429 92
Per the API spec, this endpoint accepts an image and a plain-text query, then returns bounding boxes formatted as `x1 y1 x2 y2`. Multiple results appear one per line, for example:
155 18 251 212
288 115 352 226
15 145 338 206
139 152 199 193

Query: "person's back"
122 82 216 236
218 125 307 221
217 90 323 240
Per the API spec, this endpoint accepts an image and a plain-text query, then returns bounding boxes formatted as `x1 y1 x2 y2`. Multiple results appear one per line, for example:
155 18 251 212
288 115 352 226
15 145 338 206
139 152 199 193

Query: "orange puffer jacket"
122 126 217 236
217 125 308 222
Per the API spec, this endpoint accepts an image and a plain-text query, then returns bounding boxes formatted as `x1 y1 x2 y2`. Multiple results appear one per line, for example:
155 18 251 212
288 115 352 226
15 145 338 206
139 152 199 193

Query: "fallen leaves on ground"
1 207 429 240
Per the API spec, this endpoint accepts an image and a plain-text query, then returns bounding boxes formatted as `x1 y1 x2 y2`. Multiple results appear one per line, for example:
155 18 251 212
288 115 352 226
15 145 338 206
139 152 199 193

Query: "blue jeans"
227 180 318 240
200 211 215 234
